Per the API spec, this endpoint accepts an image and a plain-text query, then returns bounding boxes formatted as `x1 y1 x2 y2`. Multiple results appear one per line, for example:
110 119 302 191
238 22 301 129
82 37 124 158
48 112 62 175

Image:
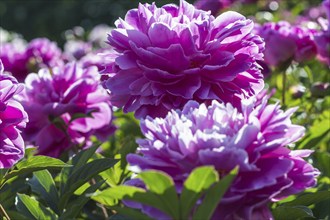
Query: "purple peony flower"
0 41 27 82
18 63 114 157
0 60 28 168
103 0 264 119
25 38 64 71
0 37 64 82
255 21 317 67
126 94 319 219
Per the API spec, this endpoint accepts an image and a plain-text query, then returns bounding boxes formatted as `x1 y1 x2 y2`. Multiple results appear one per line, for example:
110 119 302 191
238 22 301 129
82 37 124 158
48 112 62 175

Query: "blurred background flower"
18 63 115 158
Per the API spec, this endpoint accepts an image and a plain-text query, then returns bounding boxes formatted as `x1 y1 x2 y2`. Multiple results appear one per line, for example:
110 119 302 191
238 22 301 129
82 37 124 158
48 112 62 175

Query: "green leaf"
59 144 100 194
59 158 118 212
71 144 100 170
91 185 147 206
110 206 153 220
193 167 238 220
59 180 105 220
69 109 97 123
2 156 70 186
298 110 330 150
314 151 330 177
16 194 58 220
0 169 8 186
6 211 31 220
272 206 315 220
283 191 330 207
28 170 59 214
92 185 167 215
99 154 125 187
138 171 180 219
180 166 219 219
0 177 29 208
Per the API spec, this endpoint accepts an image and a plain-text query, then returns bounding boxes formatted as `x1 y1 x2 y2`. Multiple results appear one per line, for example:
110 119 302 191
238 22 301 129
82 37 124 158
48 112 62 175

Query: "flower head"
0 60 28 168
0 40 27 82
255 21 317 67
127 94 319 219
19 63 114 157
25 38 64 71
104 0 264 118
0 37 64 82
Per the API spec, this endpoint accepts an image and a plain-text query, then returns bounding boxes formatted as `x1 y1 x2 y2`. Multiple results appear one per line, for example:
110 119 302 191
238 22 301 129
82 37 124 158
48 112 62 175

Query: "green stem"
282 70 287 106
0 203 10 220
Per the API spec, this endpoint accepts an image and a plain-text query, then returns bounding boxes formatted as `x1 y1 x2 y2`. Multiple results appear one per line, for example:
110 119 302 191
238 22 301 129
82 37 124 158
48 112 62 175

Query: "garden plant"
0 0 329 219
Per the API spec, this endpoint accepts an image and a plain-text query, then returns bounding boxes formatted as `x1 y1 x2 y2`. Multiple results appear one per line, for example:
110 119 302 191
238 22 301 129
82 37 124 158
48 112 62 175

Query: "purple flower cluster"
18 63 115 157
255 21 317 67
104 0 265 119
127 95 319 219
0 61 28 168
0 38 63 82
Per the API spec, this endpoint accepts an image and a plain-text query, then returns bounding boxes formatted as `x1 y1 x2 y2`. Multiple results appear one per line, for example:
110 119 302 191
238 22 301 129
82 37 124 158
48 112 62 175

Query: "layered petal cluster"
104 0 264 118
255 21 317 67
127 95 319 219
18 63 115 157
25 38 64 71
0 40 27 82
0 61 28 168
0 37 63 82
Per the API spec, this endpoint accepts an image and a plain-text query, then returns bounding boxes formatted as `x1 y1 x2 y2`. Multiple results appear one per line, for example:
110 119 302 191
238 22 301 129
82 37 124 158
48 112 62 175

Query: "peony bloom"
104 0 264 119
25 38 64 72
0 60 28 168
18 63 115 157
127 94 319 219
0 37 64 82
255 21 317 67
0 40 27 82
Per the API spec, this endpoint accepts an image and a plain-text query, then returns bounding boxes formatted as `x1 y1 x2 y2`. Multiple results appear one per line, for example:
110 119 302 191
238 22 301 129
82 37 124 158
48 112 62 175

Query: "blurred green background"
0 0 322 46
0 0 189 46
